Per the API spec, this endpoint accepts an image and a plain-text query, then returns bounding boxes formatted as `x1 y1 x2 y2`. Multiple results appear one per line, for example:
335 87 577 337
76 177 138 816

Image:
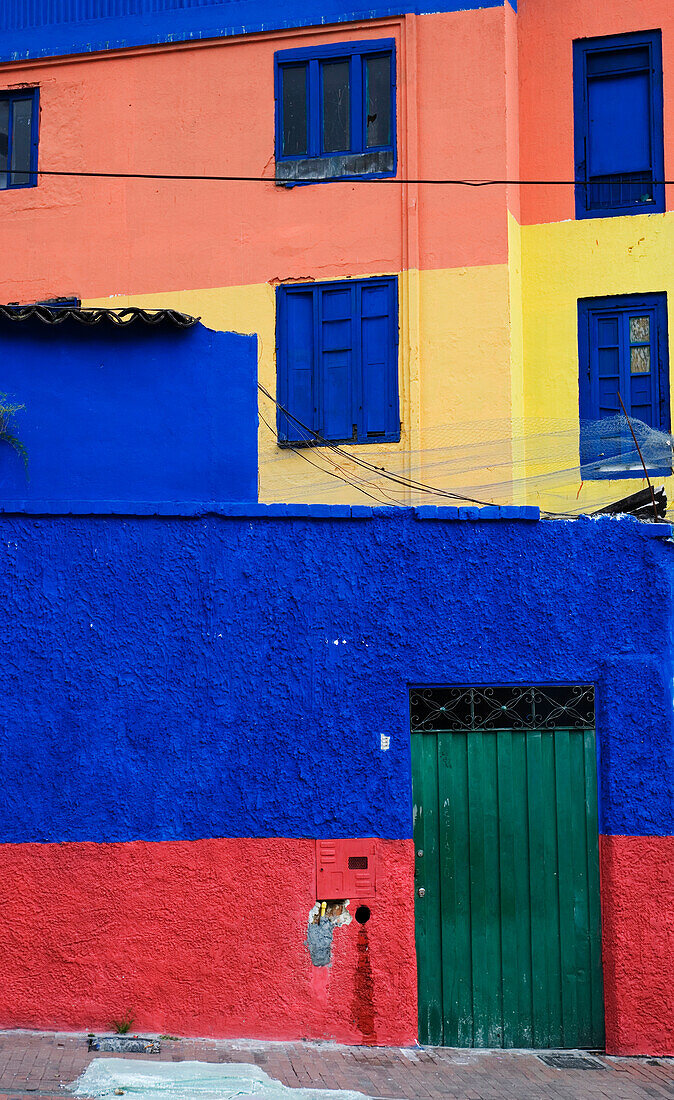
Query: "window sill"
275 149 395 185
278 431 401 448
0 181 38 192
576 198 665 220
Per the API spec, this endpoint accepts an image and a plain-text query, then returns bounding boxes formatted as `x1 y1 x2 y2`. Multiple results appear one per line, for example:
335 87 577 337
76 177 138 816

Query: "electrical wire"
33 168 668 186
265 412 404 506
258 383 497 508
258 388 649 521
259 410 397 505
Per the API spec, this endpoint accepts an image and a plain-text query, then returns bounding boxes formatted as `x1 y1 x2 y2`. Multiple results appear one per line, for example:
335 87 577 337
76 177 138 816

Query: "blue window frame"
0 88 39 190
578 293 671 478
276 277 400 445
275 40 396 183
573 31 664 218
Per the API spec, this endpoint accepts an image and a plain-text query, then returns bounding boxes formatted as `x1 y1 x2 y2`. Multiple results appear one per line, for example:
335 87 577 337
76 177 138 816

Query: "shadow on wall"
0 318 258 509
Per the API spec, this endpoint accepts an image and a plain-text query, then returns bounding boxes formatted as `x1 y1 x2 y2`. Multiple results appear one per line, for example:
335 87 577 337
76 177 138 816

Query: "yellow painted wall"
519 211 674 514
85 263 514 506
87 211 674 514
508 213 526 506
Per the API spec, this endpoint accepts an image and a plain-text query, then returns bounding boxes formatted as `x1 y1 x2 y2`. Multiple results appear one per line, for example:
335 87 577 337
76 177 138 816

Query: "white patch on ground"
72 1058 386 1100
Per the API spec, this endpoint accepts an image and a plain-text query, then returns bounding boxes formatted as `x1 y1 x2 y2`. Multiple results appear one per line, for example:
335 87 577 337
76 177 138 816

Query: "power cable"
263 392 643 522
33 168 663 186
259 410 396 505
258 383 496 507
262 406 402 506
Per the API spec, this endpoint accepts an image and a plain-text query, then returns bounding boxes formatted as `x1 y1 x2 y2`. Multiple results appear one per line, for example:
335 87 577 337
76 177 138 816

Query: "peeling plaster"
305 901 352 968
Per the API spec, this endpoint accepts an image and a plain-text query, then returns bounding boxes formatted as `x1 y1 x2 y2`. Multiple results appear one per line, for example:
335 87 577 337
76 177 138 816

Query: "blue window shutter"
574 32 664 218
277 288 315 443
359 279 398 440
278 276 399 447
319 285 354 441
588 69 651 177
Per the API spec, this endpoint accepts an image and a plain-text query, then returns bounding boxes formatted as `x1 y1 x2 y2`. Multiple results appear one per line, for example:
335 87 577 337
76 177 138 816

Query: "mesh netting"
258 411 672 516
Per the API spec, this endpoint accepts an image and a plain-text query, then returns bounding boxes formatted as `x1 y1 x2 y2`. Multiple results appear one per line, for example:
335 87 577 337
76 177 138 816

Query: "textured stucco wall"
0 511 672 1050
0 512 671 844
600 836 674 1056
0 837 417 1044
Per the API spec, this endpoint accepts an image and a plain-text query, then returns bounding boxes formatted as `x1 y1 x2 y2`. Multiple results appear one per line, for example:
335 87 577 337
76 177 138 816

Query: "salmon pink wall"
518 0 674 225
0 8 511 305
0 838 417 1045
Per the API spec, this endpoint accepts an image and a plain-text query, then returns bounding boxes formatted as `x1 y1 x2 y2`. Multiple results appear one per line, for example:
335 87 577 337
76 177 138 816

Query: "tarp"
72 1058 381 1100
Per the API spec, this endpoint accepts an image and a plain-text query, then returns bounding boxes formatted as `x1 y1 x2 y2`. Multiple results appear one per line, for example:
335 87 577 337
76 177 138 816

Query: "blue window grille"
276 277 400 445
573 31 664 219
0 88 39 190
578 293 671 478
275 40 396 183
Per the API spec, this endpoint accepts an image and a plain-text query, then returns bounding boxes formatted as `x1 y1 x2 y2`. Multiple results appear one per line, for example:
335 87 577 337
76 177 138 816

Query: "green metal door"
411 686 604 1049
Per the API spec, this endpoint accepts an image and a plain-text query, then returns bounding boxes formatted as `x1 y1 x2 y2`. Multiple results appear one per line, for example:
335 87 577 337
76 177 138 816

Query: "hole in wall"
355 905 371 924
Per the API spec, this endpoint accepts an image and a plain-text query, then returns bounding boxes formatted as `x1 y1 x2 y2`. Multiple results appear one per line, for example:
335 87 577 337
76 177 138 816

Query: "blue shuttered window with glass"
573 31 664 218
578 293 671 477
276 277 400 445
275 40 396 183
0 88 39 190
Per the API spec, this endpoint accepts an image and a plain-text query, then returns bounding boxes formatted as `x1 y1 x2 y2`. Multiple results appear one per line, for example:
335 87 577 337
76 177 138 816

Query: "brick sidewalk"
1 1030 673 1100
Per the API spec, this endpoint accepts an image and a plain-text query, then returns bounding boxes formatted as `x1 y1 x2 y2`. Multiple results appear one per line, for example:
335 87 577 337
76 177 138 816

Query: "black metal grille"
348 856 368 870
410 685 595 733
538 1054 606 1070
587 171 654 210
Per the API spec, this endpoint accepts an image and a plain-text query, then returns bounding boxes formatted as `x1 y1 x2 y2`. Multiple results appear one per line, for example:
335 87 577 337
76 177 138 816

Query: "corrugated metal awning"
0 305 200 328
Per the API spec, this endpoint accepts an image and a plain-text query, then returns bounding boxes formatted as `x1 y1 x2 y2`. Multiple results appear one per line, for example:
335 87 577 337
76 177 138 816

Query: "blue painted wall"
0 321 257 509
0 0 513 64
0 511 670 843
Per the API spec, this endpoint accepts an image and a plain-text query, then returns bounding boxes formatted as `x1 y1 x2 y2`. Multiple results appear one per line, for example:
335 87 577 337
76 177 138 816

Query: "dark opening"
282 64 308 156
355 905 371 924
348 855 368 870
322 59 350 152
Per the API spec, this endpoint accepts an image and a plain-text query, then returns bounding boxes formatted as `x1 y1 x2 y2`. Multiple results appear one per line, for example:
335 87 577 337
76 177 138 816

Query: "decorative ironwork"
410 685 595 733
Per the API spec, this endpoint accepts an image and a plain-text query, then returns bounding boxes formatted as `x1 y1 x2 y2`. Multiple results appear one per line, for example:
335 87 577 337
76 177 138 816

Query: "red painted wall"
600 835 674 1057
0 837 417 1045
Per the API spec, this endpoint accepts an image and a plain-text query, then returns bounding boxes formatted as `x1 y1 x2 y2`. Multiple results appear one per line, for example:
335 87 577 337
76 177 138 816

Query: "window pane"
10 97 33 186
366 55 391 148
631 345 651 374
322 60 350 153
0 99 8 190
630 316 650 344
282 65 308 157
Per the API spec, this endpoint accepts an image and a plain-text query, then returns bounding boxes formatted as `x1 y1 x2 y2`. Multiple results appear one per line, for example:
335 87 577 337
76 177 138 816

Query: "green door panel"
412 727 604 1049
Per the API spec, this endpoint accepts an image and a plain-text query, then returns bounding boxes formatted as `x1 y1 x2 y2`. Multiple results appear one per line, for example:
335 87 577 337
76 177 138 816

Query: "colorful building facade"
0 0 673 1060
0 506 673 1056
1 0 673 513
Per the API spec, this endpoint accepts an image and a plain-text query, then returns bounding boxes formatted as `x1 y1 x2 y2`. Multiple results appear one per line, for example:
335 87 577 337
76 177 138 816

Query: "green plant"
0 395 27 470
110 1011 135 1035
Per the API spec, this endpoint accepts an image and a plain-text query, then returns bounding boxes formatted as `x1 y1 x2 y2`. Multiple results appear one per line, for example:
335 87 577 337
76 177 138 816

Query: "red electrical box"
315 839 377 900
